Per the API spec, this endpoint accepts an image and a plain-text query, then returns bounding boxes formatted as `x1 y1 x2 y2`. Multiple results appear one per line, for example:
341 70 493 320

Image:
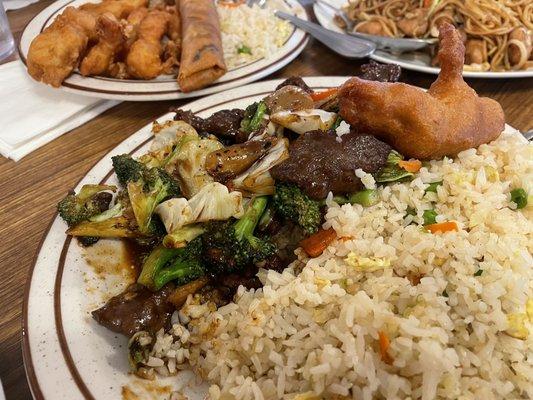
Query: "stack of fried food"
27 0 227 92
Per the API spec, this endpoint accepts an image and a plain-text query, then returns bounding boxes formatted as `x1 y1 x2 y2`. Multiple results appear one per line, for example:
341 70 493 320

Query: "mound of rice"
147 130 533 399
218 1 293 69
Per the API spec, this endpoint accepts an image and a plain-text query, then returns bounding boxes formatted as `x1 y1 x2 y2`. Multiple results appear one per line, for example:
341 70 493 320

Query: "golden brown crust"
177 0 227 93
339 23 505 160
79 13 125 77
27 7 95 87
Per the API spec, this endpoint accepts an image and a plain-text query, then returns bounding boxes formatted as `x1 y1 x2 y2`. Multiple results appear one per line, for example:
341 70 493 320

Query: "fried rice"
143 128 533 400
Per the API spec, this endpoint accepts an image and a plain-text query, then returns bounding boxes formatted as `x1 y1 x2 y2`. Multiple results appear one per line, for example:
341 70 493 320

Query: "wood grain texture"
1 2 532 399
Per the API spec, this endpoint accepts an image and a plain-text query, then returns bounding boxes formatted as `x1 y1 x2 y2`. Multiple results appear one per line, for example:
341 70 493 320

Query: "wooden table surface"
1 1 532 399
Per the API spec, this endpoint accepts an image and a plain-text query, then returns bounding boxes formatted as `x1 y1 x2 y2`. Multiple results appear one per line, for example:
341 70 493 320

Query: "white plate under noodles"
313 0 533 79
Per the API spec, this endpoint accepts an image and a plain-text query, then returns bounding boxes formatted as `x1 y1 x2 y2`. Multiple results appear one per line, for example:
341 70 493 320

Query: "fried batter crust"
339 23 505 159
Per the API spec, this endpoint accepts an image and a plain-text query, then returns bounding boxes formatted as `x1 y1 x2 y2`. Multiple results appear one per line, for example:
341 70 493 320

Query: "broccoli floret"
272 183 321 235
202 196 276 275
112 154 180 235
58 184 115 226
137 238 205 291
112 154 144 187
58 185 117 245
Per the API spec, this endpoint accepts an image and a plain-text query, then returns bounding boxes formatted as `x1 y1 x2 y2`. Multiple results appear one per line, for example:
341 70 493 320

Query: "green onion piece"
405 207 416 217
375 166 413 183
510 188 528 209
375 150 414 183
249 101 267 132
387 150 403 164
425 181 443 193
331 115 343 130
422 209 437 225
240 102 258 132
347 189 379 207
237 44 252 54
474 269 483 276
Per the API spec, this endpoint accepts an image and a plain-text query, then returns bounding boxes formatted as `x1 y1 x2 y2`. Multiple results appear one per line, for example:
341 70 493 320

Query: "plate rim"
18 0 310 101
21 76 350 400
312 0 533 79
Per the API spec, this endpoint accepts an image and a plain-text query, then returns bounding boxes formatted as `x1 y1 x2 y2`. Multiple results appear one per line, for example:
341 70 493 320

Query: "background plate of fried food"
313 0 533 78
19 0 309 100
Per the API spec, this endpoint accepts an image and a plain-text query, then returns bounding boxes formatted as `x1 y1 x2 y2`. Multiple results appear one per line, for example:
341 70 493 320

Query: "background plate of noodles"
314 0 533 78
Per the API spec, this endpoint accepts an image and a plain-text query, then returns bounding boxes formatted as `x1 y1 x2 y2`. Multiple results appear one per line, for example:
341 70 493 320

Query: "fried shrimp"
339 23 505 160
80 0 148 19
125 10 171 79
162 4 181 74
27 7 97 87
79 13 125 76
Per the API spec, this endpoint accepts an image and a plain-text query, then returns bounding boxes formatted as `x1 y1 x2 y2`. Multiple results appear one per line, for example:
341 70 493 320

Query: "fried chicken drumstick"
339 23 505 160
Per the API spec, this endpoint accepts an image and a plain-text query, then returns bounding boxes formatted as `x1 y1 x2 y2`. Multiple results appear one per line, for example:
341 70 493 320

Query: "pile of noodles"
341 0 532 71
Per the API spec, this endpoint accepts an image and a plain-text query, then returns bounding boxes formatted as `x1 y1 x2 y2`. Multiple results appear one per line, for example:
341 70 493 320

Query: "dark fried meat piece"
173 108 245 143
271 131 391 199
275 76 313 94
92 283 175 337
173 109 205 130
360 60 401 83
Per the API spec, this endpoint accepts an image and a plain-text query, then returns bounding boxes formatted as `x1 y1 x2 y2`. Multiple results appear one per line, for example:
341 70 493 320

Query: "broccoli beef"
271 131 391 199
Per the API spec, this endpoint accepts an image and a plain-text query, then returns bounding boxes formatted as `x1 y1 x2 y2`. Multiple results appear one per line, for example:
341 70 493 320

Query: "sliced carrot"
398 159 422 173
423 0 432 7
299 228 337 258
425 221 458 233
378 331 393 365
310 88 338 102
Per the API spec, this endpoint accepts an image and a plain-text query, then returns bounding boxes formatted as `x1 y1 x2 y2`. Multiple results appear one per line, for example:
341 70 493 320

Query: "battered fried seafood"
339 23 505 160
79 0 147 19
27 7 97 87
126 9 171 79
80 13 125 76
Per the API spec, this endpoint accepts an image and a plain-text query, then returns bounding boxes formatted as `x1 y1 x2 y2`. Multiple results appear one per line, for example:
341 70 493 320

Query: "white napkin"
4 0 40 10
0 61 119 161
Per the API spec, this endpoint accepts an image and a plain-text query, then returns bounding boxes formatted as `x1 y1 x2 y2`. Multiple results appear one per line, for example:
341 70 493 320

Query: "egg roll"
178 0 227 92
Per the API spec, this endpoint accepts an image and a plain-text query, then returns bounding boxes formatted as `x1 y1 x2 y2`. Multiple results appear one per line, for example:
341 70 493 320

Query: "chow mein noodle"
338 0 532 71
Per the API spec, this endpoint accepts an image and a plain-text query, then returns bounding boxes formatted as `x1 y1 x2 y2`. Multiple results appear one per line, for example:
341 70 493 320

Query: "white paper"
0 61 119 161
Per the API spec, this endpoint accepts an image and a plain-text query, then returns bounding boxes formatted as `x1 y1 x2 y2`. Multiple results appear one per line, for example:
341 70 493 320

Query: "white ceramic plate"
22 76 352 400
313 0 533 79
18 0 309 101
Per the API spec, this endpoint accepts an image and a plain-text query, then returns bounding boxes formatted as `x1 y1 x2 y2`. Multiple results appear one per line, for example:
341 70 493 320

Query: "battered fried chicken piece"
126 10 171 79
80 0 148 19
79 13 125 76
27 7 97 87
338 23 505 160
